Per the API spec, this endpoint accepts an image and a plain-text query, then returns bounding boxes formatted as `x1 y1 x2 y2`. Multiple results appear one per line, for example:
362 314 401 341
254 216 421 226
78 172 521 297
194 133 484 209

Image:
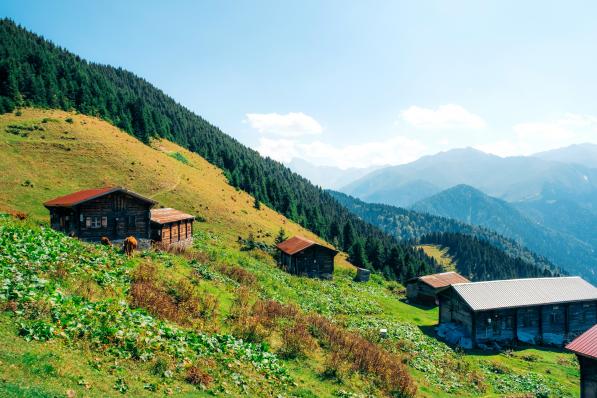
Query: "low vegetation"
0 213 582 397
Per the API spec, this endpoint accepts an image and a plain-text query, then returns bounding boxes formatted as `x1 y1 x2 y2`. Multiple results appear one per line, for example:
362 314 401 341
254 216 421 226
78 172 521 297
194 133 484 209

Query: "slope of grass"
416 245 456 271
0 109 581 397
0 108 352 271
0 217 581 397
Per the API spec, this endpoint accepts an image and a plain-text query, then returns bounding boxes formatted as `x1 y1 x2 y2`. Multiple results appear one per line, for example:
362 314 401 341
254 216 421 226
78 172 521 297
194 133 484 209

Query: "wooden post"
471 310 477 347
538 306 543 344
564 303 570 340
513 309 518 345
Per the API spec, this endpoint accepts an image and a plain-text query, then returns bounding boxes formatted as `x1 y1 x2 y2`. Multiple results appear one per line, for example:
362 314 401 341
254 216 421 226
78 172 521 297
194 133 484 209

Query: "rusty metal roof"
417 272 470 289
451 277 597 311
44 187 156 207
566 324 597 360
276 236 337 256
150 208 195 224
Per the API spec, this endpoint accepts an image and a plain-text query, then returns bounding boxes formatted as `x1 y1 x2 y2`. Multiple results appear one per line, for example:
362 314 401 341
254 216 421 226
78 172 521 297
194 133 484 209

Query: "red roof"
44 187 156 207
566 324 597 360
276 236 336 256
417 272 470 289
151 208 195 224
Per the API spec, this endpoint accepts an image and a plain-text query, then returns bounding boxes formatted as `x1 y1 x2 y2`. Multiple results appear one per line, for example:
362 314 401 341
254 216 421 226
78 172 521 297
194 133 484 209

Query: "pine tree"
349 240 369 268
275 227 287 245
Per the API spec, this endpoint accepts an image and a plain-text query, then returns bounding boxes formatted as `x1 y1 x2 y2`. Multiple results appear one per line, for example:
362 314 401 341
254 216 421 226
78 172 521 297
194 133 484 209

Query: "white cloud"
400 104 486 129
245 112 323 137
258 136 427 169
476 113 597 157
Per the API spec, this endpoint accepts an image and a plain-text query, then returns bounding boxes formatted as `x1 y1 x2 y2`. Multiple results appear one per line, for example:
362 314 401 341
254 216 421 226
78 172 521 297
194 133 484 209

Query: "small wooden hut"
44 187 155 241
566 324 597 398
276 236 337 280
406 271 470 306
150 208 195 249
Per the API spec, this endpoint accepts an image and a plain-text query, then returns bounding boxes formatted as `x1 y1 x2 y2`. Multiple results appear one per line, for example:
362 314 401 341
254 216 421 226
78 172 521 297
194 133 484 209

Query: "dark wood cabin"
150 208 195 249
566 324 597 398
406 271 470 306
438 277 597 349
44 187 155 241
276 236 337 280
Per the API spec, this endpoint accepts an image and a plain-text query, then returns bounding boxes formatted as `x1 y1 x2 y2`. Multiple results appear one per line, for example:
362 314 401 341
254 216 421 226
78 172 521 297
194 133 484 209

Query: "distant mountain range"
410 185 596 281
534 142 597 168
321 144 597 280
341 146 597 210
287 158 381 189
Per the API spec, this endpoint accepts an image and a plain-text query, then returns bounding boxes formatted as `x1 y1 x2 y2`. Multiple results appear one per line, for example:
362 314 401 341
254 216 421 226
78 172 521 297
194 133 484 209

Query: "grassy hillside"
417 245 456 272
0 108 353 269
0 109 582 397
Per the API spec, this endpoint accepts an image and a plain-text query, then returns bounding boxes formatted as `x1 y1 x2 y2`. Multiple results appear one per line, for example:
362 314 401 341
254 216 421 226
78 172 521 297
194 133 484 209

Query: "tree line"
0 19 438 282
329 190 561 281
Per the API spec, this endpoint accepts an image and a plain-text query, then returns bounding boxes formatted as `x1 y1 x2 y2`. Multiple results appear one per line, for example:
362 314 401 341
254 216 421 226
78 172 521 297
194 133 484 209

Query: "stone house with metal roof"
437 277 597 348
566 324 597 398
406 271 470 306
276 236 337 280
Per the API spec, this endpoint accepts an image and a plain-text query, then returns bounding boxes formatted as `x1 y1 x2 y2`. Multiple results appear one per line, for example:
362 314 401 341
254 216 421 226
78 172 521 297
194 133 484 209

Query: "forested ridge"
329 191 561 280
0 19 438 281
419 233 558 280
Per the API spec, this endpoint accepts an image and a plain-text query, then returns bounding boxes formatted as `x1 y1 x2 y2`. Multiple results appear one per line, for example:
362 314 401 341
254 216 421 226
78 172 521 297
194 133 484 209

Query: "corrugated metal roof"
418 272 470 289
566 324 597 360
452 277 597 311
151 208 195 224
44 187 156 207
276 236 337 256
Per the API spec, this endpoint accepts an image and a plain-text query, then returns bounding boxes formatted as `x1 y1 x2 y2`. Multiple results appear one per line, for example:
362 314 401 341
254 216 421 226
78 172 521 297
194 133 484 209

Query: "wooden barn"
406 271 470 306
438 277 597 349
276 236 337 280
150 208 195 249
566 324 597 398
44 187 156 241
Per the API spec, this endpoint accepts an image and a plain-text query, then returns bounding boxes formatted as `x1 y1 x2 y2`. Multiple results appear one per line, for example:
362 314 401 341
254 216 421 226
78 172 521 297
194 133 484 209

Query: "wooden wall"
48 192 152 241
407 281 440 306
278 245 335 279
439 288 597 348
579 356 597 398
153 219 194 245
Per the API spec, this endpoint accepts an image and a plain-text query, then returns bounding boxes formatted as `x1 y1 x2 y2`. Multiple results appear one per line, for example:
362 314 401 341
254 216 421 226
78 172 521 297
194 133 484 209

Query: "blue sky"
3 1 597 168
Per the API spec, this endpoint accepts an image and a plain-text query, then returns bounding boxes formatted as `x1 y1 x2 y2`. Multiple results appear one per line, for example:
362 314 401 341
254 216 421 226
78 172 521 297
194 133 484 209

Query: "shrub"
216 263 257 286
129 263 217 326
278 319 315 359
307 314 416 397
185 366 213 387
65 117 74 123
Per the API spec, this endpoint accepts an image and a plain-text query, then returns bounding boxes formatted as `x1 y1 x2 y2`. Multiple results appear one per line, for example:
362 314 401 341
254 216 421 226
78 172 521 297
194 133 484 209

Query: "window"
90 217 101 229
127 215 135 228
85 217 91 228
101 216 108 228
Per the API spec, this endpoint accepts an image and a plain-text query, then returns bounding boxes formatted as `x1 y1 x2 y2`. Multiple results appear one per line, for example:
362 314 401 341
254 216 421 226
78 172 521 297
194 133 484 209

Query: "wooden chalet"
150 208 195 249
566 324 597 398
44 187 155 241
276 236 337 280
406 271 470 306
438 277 597 349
